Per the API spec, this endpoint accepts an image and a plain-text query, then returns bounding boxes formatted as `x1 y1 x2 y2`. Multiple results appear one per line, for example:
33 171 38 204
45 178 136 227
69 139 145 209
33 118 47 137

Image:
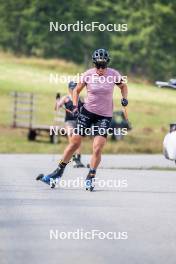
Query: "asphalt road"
0 155 176 264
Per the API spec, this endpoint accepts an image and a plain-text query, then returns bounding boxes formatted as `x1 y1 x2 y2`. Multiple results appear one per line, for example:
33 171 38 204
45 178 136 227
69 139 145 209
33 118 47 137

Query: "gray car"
156 78 176 89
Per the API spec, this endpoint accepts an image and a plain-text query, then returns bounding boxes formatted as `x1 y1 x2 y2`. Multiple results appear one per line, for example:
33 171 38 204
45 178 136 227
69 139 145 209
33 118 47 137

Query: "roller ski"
85 169 96 192
36 174 59 188
36 161 66 188
72 154 85 168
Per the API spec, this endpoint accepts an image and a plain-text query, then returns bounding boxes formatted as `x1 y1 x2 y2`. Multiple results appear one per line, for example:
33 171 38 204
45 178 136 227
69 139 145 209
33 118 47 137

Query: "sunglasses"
95 63 107 69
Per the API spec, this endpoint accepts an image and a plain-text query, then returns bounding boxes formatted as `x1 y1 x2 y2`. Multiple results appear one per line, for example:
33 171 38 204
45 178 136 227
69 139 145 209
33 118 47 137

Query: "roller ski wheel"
73 160 85 168
72 155 85 168
85 176 95 192
72 158 85 168
36 174 44 181
50 178 58 189
90 186 94 192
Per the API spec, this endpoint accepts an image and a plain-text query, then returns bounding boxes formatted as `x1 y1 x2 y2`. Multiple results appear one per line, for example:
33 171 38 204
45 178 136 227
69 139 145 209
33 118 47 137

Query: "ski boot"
72 154 85 168
36 161 67 188
85 169 96 192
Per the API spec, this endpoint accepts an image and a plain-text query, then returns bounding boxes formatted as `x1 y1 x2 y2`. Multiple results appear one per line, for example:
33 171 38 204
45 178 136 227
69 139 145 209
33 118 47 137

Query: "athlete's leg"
65 123 73 144
66 125 78 165
66 122 82 155
36 134 82 186
71 129 84 167
85 135 107 191
36 108 88 186
71 137 84 168
85 136 106 190
75 146 81 155
68 106 91 166
90 135 107 169
62 134 82 163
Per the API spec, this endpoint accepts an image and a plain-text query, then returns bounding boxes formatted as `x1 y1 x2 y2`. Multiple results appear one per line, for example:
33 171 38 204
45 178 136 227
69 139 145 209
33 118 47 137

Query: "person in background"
55 82 85 168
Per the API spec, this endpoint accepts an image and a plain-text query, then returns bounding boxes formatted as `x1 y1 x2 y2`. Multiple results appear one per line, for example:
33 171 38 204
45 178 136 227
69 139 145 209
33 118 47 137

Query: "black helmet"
92 48 110 64
68 81 77 90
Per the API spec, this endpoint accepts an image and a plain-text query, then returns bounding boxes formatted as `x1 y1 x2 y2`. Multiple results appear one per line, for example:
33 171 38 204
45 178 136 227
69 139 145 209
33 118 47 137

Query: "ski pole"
123 106 128 121
62 106 73 114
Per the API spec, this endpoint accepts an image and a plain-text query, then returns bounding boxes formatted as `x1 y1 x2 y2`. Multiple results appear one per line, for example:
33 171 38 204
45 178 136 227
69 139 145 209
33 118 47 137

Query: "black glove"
121 98 128 107
72 105 79 118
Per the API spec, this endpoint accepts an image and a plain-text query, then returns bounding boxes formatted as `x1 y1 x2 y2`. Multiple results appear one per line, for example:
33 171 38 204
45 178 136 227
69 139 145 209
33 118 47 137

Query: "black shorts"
76 106 112 137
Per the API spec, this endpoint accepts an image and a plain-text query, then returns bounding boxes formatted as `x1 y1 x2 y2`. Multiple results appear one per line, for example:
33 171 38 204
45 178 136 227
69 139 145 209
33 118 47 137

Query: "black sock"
89 168 96 176
58 160 67 168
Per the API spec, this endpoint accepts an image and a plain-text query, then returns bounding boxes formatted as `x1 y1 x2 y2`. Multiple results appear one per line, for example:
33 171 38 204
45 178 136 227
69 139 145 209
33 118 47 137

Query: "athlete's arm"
116 82 129 121
55 96 66 111
72 82 86 107
117 82 128 100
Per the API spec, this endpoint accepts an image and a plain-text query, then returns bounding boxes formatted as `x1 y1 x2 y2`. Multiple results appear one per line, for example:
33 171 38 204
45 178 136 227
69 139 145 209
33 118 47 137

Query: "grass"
0 51 175 153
